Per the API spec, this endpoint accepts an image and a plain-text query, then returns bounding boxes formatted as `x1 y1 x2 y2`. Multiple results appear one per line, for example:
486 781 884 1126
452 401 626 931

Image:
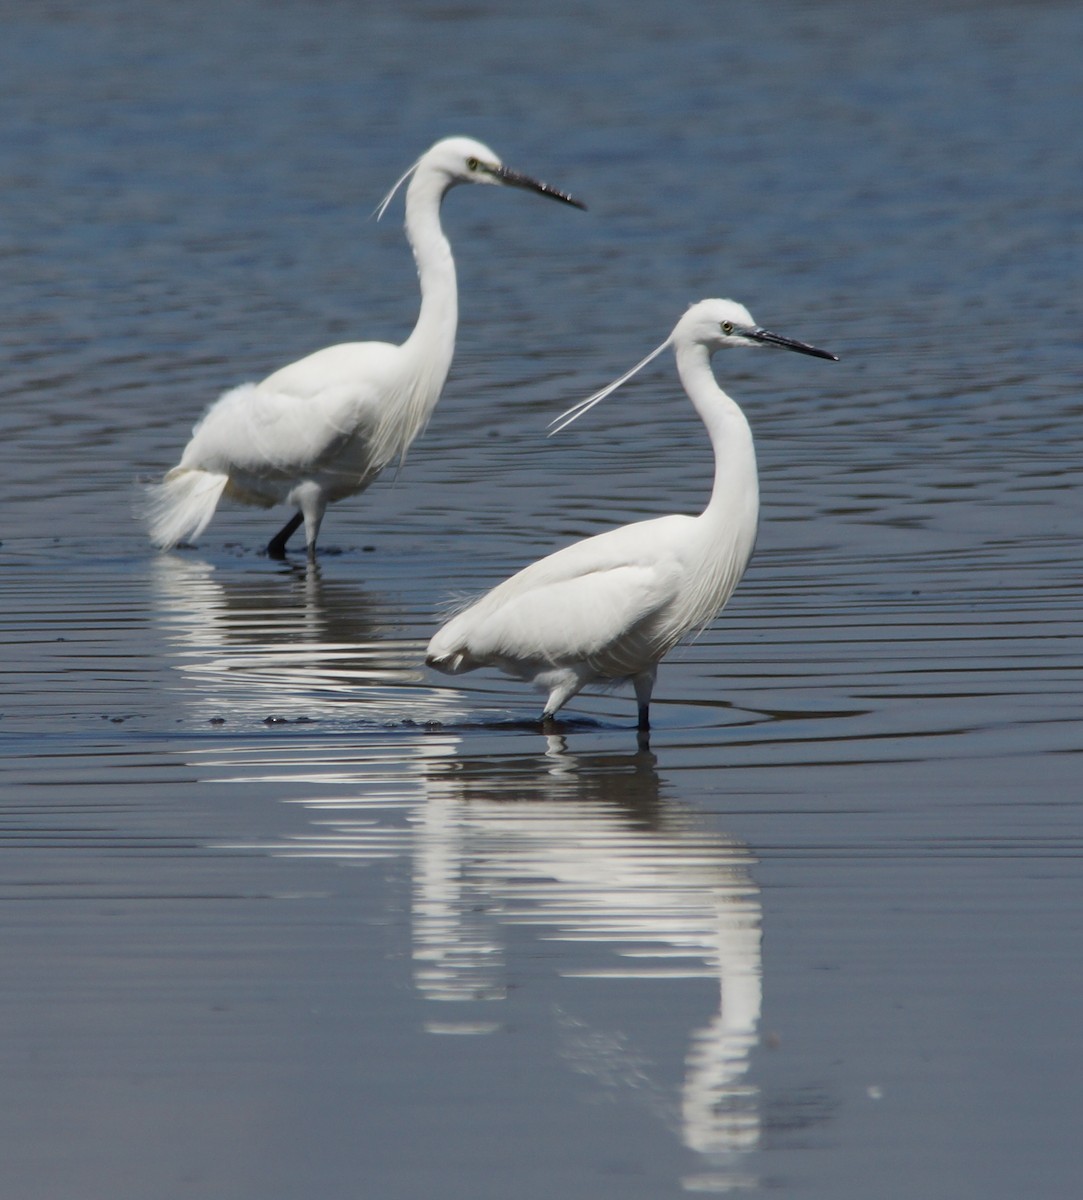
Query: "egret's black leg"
267 512 304 558
633 670 656 737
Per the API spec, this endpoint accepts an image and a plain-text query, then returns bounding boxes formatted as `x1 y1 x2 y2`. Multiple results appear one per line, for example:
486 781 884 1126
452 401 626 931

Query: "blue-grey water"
2 2 1081 1197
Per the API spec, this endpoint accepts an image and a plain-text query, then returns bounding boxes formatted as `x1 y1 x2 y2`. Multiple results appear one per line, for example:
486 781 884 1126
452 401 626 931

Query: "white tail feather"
145 469 228 548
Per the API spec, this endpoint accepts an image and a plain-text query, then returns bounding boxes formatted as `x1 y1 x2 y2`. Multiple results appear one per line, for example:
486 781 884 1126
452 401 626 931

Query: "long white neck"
369 165 459 467
401 166 458 375
674 340 760 533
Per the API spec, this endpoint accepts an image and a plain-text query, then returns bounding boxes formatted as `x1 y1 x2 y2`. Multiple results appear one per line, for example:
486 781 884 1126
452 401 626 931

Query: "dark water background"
2 1 1081 1197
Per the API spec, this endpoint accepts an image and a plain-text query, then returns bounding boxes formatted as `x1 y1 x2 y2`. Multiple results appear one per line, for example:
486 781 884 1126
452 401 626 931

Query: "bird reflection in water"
412 739 763 1173
150 556 439 723
154 558 764 1180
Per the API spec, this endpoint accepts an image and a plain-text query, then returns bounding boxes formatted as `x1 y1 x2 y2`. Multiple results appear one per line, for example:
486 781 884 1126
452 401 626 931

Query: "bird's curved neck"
401 167 458 371
675 341 759 525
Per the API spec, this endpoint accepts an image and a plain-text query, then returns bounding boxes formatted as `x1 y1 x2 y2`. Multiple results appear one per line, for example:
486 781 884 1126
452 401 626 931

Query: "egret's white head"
422 137 506 187
548 299 836 436
377 136 585 218
676 298 837 360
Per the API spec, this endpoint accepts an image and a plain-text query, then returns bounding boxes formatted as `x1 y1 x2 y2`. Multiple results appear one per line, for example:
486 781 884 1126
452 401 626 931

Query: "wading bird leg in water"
267 513 304 560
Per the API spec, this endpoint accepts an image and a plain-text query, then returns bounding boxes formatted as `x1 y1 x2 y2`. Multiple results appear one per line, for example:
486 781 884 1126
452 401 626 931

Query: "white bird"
426 298 837 731
147 136 584 560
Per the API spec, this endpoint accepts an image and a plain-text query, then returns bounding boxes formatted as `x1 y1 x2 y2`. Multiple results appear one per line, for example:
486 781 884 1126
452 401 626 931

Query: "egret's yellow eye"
466 157 480 171
721 321 734 335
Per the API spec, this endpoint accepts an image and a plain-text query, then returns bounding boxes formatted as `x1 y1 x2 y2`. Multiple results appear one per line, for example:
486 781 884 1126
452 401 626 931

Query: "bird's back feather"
175 341 433 501
427 515 694 679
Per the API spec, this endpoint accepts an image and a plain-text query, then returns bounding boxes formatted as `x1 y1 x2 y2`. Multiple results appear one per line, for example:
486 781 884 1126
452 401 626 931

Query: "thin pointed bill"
747 327 838 360
491 164 587 209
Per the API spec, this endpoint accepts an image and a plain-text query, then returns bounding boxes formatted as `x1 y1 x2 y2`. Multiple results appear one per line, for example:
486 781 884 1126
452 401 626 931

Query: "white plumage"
147 136 584 559
426 298 837 730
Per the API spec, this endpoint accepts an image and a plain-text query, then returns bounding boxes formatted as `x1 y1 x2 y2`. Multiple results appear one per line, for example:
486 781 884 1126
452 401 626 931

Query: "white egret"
426 298 837 730
147 136 584 560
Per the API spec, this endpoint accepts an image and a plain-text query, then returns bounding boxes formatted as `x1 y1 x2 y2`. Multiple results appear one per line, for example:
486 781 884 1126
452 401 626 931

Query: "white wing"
178 341 401 480
432 516 695 673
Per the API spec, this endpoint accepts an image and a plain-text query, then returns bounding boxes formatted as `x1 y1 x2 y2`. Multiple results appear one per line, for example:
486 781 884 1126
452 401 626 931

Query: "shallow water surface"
2 2 1082 1198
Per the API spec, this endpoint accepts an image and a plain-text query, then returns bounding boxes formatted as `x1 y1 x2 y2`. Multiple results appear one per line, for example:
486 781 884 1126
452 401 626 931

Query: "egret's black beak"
748 327 838 361
491 164 587 209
